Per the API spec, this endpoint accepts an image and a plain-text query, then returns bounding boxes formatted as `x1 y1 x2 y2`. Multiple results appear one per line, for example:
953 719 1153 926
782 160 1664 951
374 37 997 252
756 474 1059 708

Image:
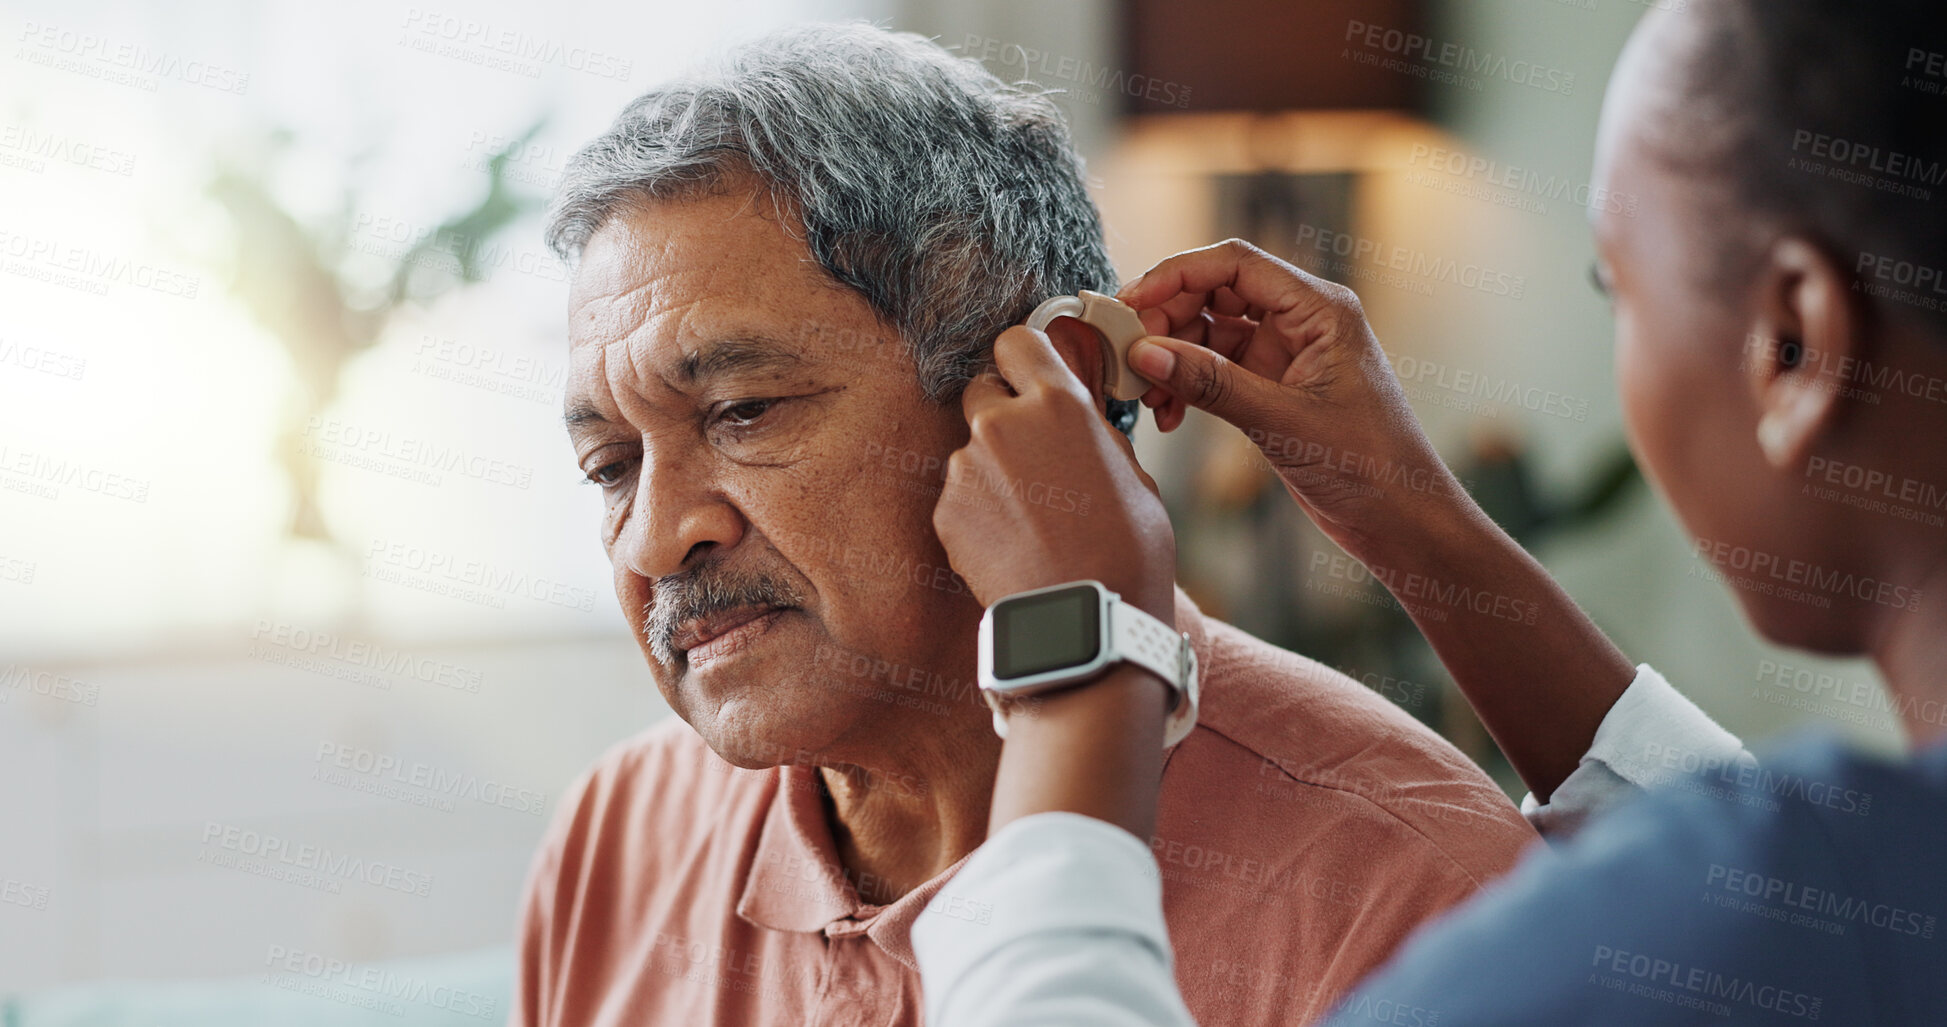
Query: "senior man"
515 23 1534 1027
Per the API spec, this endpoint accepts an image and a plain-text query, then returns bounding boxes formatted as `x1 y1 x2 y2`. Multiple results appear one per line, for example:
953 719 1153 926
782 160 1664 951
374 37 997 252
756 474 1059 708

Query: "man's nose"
612 449 746 580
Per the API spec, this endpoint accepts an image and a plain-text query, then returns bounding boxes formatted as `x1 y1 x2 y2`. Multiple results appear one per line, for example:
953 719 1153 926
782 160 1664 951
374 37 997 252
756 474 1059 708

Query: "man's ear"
1039 315 1112 415
1745 238 1861 469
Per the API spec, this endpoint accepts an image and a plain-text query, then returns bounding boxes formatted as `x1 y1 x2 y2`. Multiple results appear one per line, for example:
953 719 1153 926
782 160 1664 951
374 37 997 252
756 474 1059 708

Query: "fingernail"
1129 339 1174 380
1118 272 1147 299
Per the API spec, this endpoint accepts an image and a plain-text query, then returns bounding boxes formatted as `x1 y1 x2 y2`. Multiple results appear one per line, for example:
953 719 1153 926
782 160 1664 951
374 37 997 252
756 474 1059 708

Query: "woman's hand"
932 324 1177 628
1120 238 1466 561
932 323 1180 841
1119 238 1635 802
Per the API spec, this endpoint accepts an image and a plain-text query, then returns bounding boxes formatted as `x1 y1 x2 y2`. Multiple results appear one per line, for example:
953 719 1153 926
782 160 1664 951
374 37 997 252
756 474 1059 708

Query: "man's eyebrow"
675 336 807 385
564 401 610 434
563 336 811 438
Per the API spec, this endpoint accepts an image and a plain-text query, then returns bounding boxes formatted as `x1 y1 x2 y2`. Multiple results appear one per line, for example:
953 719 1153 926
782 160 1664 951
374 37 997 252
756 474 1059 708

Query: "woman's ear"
1745 238 1861 469
1040 315 1112 415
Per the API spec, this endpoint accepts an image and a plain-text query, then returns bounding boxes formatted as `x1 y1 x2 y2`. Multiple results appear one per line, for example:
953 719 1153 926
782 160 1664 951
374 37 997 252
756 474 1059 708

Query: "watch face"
992 583 1101 680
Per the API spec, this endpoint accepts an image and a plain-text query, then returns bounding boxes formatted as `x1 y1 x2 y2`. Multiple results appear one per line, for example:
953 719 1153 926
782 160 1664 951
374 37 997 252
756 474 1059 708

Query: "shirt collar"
737 763 853 934
736 763 975 970
734 587 1212 967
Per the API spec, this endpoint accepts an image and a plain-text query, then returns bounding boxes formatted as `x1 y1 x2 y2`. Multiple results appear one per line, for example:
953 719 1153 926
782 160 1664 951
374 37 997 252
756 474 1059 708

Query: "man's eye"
584 461 629 487
716 398 776 427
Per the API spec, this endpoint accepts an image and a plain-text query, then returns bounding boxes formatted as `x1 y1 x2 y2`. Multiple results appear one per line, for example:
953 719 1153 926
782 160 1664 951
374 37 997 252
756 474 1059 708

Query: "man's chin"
683 704 852 771
656 613 851 769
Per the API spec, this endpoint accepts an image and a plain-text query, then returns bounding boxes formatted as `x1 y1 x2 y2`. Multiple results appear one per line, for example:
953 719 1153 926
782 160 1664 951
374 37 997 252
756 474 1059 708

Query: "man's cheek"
613 565 650 634
600 503 626 551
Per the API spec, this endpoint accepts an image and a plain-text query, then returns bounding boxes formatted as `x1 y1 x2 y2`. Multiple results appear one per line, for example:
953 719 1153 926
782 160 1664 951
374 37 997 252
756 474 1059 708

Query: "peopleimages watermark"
760 845 925 909
314 741 545 815
1 876 51 911
199 822 434 897
1638 740 1872 816
1751 658 1947 731
1589 944 1822 1020
1297 224 1527 300
412 334 564 405
1690 537 1923 613
299 416 534 490
347 212 566 285
1703 862 1937 939
1383 349 1591 422
1790 130 1942 202
957 34 1192 109
1343 19 1576 96
13 20 249 95
923 888 997 929
458 130 565 191
0 123 136 177
1404 143 1636 219
861 437 1092 517
1907 47 1947 96
1856 251 1947 316
0 555 34 586
397 8 632 82
1205 957 1325 1009
1332 990 1443 1027
0 337 86 381
1149 831 1365 909
1308 549 1541 626
363 537 598 612
644 929 793 1003
1304 567 1435 622
250 619 484 694
0 442 150 503
1738 333 1947 408
783 529 973 601
809 641 977 720
0 227 200 299
1247 429 1469 501
264 945 497 1020
1324 661 1427 710
0 664 100 707
1801 456 1947 529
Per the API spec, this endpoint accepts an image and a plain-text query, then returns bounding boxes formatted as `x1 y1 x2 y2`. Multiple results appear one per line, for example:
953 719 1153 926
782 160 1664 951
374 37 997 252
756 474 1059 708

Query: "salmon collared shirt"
513 590 1538 1026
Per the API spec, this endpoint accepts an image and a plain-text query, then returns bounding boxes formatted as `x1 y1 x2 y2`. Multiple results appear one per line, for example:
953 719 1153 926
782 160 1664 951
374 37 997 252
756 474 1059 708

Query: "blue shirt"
1324 732 1947 1026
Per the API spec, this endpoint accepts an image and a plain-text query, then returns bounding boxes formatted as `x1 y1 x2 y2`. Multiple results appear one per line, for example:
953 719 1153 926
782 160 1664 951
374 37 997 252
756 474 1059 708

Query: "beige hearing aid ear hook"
1025 289 1154 402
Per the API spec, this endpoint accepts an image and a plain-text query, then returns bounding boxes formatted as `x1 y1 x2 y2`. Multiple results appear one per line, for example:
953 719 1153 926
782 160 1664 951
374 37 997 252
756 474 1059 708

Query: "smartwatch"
977 580 1200 747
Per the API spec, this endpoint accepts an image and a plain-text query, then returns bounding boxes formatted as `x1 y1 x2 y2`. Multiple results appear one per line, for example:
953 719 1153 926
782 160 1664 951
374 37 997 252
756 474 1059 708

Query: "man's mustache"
644 562 805 665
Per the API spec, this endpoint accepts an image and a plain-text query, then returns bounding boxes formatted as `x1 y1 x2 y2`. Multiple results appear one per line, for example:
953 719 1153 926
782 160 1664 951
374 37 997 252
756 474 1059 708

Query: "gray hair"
546 22 1134 428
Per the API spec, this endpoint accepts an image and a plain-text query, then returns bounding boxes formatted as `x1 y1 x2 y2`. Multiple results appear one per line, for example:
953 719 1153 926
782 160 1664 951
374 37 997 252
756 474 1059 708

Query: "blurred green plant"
207 123 544 546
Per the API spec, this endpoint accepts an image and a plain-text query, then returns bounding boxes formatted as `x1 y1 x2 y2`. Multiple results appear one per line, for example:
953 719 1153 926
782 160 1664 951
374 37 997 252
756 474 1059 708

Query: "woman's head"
1593 0 1947 655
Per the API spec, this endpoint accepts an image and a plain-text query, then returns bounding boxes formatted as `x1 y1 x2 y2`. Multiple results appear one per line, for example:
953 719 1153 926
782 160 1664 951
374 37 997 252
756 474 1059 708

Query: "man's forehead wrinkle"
568 278 662 408
675 337 810 385
616 295 711 393
564 342 621 432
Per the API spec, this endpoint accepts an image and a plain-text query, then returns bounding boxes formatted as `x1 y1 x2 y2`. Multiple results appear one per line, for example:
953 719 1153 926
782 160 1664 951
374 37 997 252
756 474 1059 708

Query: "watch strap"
1115 600 1199 748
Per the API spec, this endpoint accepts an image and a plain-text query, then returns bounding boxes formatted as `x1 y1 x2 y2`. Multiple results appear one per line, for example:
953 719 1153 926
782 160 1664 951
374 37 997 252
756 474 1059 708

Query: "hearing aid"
1025 290 1154 402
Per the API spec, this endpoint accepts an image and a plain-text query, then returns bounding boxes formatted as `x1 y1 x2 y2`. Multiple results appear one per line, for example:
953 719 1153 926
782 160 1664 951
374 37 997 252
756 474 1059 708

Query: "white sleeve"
1520 663 1754 842
913 811 1197 1027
